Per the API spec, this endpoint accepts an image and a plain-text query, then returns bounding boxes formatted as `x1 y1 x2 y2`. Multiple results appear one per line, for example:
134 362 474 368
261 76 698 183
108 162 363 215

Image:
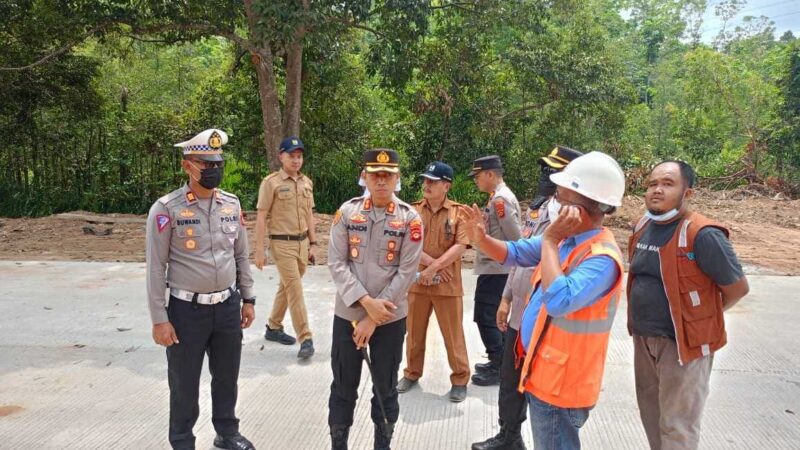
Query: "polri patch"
156 214 170 233
495 200 506 218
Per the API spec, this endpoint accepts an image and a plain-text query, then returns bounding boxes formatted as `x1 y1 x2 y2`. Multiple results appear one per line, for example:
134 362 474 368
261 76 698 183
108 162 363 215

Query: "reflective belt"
170 284 235 305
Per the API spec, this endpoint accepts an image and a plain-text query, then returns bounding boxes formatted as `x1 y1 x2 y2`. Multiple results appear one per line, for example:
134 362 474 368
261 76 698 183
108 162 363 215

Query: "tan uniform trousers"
634 335 714 450
403 292 470 385
267 239 311 342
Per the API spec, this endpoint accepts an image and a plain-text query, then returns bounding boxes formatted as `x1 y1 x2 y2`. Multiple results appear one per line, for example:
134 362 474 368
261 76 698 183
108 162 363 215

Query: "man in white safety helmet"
464 151 627 450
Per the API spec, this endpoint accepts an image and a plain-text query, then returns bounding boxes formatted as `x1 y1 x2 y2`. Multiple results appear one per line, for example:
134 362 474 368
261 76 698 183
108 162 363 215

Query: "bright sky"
699 0 800 41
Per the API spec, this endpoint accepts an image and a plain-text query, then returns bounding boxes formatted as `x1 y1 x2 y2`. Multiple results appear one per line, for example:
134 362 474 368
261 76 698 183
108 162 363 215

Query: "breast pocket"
221 223 239 248
348 237 366 263
378 236 403 267
277 189 295 203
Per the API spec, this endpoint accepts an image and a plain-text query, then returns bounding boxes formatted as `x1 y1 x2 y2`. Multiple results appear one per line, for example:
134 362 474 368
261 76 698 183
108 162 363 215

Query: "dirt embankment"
1 188 798 275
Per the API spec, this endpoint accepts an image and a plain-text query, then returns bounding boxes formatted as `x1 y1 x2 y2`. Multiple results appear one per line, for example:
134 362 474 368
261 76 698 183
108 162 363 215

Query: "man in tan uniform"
146 128 256 450
327 148 423 450
396 161 471 402
254 136 317 359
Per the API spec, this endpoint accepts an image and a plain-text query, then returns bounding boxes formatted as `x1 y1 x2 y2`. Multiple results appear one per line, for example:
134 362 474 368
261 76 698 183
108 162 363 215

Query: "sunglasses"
189 159 225 169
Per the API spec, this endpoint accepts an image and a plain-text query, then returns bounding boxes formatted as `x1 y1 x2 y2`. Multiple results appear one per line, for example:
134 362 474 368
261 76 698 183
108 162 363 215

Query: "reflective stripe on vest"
551 292 619 334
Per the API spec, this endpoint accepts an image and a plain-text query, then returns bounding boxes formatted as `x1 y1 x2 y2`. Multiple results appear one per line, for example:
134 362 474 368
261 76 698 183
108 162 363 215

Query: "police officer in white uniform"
146 129 256 450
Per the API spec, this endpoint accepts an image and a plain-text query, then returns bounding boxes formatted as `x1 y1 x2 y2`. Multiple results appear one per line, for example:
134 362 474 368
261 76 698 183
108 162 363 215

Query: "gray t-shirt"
629 220 744 339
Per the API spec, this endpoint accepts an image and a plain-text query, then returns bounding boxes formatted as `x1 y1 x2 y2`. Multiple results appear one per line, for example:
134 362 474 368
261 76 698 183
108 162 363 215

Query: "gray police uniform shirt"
502 200 552 330
327 195 424 324
145 184 255 324
475 182 522 275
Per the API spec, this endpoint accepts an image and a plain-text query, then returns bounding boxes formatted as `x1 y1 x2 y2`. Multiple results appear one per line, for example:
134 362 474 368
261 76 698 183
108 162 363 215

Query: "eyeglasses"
189 159 225 169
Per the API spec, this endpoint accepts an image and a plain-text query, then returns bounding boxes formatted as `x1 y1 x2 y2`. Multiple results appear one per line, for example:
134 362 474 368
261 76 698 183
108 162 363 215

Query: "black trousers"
329 316 406 427
166 293 242 450
473 274 509 365
498 326 527 430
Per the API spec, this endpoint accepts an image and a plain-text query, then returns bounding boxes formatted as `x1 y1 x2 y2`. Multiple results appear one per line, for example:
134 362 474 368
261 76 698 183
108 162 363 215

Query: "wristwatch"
242 297 256 305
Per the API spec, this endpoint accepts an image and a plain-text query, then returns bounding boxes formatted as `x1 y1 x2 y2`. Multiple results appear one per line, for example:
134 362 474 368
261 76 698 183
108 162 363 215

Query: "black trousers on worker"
498 326 527 430
329 315 406 427
166 293 243 450
473 274 508 367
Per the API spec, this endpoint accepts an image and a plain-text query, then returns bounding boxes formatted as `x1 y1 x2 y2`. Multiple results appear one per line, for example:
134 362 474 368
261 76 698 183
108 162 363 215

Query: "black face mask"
191 164 224 189
537 166 558 198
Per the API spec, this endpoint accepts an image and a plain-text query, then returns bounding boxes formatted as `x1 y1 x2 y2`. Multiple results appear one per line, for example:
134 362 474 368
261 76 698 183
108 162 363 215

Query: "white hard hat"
549 151 625 207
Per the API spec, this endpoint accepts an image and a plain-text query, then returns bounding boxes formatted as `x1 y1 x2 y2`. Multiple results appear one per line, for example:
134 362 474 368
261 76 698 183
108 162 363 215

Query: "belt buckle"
211 293 221 303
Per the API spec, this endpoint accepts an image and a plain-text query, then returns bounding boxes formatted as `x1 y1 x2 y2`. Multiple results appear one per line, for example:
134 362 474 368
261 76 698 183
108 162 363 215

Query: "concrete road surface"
0 261 798 449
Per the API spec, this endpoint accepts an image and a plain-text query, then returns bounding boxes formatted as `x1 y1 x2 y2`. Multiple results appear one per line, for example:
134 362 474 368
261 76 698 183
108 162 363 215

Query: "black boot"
474 361 494 373
330 424 349 450
471 423 527 450
373 422 395 450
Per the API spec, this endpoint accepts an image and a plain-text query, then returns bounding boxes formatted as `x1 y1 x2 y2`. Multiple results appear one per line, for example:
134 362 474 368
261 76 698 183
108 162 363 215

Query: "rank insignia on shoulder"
156 214 170 232
409 219 422 242
495 200 506 218
333 210 343 225
350 214 367 224
363 198 372 211
387 202 396 214
185 192 197 203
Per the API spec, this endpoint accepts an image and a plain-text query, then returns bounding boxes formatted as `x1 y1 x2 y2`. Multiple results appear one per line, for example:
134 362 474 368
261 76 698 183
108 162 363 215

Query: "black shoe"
264 326 296 345
297 339 315 358
449 385 467 402
471 426 526 450
474 361 494 373
396 377 418 393
471 367 501 386
213 433 255 450
374 423 395 450
331 424 349 450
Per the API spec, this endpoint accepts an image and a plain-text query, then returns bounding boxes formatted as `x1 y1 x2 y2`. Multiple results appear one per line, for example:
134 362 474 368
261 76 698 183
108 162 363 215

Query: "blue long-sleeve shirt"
502 229 620 351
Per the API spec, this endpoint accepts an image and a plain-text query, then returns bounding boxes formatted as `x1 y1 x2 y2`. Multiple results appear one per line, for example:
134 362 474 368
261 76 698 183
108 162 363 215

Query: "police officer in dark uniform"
327 149 424 450
146 129 257 450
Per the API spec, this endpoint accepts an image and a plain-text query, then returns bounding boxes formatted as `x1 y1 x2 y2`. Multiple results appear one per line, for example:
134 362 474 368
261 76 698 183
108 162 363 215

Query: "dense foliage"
1 0 798 216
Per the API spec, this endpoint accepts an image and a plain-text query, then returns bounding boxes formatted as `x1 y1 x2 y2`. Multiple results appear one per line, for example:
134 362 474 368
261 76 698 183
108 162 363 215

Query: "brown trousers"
634 335 714 450
403 292 470 385
267 240 311 342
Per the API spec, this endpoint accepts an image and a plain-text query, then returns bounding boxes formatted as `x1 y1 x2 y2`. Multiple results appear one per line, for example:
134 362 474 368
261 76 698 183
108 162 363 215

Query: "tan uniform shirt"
146 185 255 324
475 182 522 275
408 198 470 297
327 195 424 323
256 169 315 236
502 200 552 330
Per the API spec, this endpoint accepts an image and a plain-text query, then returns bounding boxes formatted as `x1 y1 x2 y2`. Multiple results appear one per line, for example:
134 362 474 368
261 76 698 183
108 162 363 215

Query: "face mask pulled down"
645 192 686 222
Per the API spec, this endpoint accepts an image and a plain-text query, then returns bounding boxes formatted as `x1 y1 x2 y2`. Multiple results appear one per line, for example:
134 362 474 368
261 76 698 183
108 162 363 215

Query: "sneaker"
449 385 467 402
396 376 418 393
264 326 296 345
297 339 315 358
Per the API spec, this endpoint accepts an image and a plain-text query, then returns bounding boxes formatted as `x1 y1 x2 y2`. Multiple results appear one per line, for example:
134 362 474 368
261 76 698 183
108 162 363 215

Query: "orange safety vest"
516 228 624 409
627 212 730 365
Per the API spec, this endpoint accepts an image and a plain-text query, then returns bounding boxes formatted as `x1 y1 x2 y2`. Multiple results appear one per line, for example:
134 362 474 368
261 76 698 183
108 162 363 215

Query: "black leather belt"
270 232 308 241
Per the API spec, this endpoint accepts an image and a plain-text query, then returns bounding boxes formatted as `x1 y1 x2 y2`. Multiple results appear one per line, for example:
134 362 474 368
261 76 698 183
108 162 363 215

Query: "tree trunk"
244 0 284 172
282 39 304 138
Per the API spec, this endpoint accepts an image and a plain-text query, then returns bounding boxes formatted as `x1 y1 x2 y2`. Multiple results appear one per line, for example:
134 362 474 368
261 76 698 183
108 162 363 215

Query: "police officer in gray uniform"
472 145 583 450
327 149 424 450
468 155 522 386
146 128 256 450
